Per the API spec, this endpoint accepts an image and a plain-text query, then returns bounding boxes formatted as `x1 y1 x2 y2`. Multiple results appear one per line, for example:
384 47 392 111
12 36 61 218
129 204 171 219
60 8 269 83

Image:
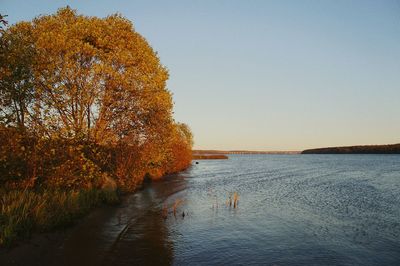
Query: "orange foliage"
0 7 193 192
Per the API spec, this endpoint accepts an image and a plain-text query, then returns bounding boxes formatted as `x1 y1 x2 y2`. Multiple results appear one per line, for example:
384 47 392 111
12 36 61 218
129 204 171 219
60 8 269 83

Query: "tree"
164 122 194 174
0 7 193 190
1 7 174 143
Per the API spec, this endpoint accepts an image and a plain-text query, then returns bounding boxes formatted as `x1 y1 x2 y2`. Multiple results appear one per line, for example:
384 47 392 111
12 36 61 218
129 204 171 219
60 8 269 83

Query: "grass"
0 188 119 247
233 192 239 208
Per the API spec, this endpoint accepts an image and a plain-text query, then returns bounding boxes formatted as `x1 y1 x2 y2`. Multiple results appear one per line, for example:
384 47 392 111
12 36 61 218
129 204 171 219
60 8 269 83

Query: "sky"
2 0 400 151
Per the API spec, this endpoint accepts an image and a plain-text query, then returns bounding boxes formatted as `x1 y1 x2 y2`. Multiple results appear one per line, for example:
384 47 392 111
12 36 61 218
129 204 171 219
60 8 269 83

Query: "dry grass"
0 188 119 247
233 192 239 208
226 192 239 208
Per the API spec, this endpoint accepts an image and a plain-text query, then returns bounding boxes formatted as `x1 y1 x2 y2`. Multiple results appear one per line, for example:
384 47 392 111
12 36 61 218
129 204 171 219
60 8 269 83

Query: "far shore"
302 143 400 154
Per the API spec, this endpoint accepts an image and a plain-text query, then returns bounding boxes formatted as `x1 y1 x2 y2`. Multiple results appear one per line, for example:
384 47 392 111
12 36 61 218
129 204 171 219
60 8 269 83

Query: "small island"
192 154 229 160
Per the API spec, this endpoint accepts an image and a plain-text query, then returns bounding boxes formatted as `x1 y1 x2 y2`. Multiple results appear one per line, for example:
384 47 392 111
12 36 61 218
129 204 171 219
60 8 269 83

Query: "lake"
165 154 400 265
2 155 400 265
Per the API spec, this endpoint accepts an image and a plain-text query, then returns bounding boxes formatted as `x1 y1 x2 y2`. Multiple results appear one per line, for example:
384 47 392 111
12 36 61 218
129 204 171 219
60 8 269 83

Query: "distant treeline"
302 144 400 154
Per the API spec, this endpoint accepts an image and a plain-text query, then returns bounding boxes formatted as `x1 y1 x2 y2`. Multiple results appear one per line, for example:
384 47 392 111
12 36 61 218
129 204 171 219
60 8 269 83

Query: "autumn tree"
0 7 193 190
27 7 173 144
167 122 194 173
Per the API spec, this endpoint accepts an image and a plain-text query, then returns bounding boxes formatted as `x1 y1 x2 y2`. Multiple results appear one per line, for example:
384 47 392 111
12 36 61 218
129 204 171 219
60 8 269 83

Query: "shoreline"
0 175 182 266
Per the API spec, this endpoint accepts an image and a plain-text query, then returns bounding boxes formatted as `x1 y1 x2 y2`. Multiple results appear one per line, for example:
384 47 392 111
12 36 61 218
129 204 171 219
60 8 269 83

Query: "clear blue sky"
2 0 400 150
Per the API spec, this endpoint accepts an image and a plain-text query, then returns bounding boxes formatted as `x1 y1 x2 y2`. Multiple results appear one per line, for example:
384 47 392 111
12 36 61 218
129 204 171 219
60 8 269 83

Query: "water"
166 155 400 265
2 155 400 265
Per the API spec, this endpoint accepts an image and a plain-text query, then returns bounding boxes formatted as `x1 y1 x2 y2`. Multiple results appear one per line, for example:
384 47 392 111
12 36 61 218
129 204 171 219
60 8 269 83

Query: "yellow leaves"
1 7 194 192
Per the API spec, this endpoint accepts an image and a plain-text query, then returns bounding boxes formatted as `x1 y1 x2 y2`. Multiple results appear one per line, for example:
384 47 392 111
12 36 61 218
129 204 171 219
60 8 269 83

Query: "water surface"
164 155 400 265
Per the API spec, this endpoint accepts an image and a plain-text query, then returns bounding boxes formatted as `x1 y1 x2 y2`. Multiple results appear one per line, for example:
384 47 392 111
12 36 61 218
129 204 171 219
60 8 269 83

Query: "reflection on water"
101 187 175 266
66 175 189 266
89 176 187 266
2 155 400 265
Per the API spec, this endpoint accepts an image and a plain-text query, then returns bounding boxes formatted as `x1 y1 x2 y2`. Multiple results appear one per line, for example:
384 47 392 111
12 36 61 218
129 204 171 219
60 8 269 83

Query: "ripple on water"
169 155 400 265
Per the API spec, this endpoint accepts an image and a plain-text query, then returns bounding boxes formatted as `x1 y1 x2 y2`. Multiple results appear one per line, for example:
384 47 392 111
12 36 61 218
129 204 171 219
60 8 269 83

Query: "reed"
0 188 119 247
226 194 232 207
233 192 239 208
226 192 239 208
